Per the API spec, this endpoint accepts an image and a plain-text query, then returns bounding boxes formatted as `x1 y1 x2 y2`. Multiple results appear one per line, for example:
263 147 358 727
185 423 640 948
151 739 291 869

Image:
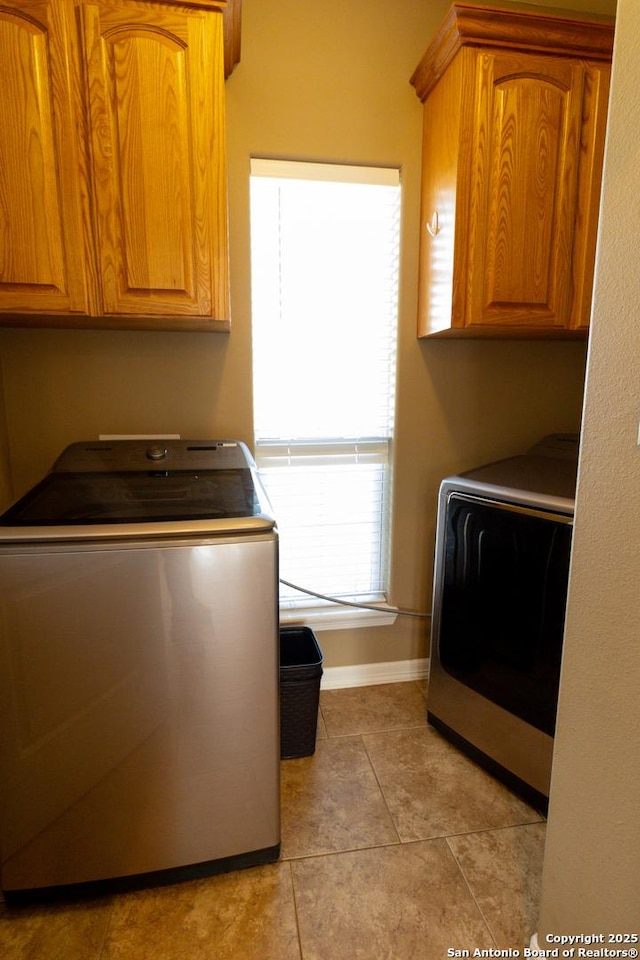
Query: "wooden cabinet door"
80 0 229 323
464 52 586 333
0 1 94 316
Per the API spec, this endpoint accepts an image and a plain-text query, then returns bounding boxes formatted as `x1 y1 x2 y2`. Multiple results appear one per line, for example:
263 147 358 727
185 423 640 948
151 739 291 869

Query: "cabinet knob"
426 211 440 238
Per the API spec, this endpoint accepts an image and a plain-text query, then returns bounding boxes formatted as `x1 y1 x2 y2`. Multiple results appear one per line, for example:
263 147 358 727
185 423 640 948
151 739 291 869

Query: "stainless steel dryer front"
0 439 280 900
428 435 578 810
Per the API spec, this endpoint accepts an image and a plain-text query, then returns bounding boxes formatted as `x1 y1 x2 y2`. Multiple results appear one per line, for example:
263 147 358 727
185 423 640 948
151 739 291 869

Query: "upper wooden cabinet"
0 0 241 332
411 2 614 339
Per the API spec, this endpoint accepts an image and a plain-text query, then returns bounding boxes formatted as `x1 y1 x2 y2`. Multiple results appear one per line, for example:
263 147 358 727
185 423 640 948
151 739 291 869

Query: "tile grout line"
277 815 546 865
321 721 428 741
426 816 546 842
358 732 403 845
278 833 480 865
444 835 499 951
95 896 117 960
285 859 306 960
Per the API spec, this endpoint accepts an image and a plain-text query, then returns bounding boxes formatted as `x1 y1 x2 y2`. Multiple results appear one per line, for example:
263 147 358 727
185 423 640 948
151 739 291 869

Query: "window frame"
249 158 401 629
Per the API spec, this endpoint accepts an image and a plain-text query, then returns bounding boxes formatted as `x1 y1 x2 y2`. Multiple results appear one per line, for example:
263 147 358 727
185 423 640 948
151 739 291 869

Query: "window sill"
279 603 397 632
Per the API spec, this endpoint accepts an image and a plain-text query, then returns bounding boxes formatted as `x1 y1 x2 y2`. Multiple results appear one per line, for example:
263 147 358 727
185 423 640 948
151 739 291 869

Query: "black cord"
279 578 431 619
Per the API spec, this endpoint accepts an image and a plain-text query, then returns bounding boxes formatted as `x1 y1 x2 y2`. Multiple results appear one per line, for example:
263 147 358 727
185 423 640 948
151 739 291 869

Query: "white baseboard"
320 657 429 690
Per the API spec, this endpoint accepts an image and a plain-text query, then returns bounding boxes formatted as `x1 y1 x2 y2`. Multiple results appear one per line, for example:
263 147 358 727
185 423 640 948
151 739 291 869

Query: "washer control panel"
146 446 169 462
52 440 251 472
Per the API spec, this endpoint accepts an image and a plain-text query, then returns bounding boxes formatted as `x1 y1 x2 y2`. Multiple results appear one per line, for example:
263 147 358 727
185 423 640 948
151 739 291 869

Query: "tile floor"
0 681 546 960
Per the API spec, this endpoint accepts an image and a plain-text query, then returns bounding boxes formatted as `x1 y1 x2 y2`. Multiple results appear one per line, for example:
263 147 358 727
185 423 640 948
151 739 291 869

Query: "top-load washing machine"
428 435 578 810
0 439 280 901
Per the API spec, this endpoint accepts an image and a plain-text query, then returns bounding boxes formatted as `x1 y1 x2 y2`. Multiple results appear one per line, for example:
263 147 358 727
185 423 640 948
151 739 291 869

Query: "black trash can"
279 626 324 759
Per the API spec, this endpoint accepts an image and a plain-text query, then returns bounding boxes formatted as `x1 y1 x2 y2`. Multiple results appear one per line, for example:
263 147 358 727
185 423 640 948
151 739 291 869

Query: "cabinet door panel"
0 2 91 315
467 53 583 331
81 1 229 320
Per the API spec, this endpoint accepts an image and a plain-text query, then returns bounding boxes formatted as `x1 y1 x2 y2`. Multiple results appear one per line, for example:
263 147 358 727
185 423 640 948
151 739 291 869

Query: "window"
250 159 400 623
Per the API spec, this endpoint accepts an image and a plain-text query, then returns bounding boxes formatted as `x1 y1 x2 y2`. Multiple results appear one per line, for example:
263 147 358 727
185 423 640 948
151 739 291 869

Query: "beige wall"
0 0 611 668
538 0 639 930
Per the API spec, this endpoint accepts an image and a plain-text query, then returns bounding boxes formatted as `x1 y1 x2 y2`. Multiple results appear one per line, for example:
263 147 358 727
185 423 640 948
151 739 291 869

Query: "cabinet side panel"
569 63 610 331
416 51 467 338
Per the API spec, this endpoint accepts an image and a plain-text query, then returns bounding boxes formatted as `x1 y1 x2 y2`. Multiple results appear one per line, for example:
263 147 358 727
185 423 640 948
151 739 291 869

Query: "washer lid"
0 440 276 540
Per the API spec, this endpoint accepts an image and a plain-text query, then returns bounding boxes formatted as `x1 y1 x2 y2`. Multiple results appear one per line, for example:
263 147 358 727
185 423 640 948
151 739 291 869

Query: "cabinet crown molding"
411 0 614 102
222 0 241 76
134 0 241 75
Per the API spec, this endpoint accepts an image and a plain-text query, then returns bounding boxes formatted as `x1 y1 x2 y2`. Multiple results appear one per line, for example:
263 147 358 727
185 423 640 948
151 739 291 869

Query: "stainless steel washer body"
428 435 578 809
0 440 279 899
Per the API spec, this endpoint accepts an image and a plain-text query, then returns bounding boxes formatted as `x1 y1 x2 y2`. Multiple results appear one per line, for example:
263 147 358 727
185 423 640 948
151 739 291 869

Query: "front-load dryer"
428 434 578 811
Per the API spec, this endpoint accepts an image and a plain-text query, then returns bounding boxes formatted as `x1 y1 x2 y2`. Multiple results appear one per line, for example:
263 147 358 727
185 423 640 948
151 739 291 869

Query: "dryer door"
438 493 572 736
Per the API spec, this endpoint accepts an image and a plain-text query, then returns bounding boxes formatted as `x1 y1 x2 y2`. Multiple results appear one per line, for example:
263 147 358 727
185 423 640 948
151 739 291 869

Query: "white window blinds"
250 159 400 608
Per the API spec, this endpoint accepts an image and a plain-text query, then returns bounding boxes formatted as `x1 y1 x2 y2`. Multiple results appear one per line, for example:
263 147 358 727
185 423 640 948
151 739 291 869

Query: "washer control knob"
146 445 168 462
